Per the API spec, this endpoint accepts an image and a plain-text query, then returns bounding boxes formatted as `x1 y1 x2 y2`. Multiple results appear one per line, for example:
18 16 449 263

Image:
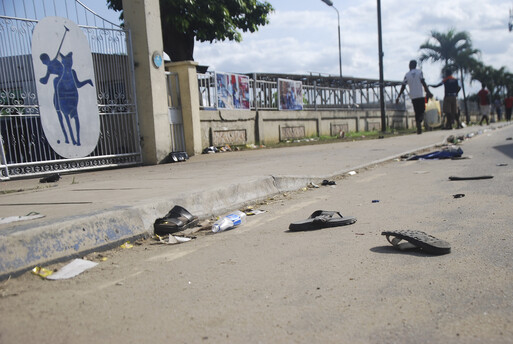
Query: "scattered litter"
39 173 60 183
0 212 45 225
244 209 266 216
219 145 232 152
407 146 463 160
446 135 459 144
497 163 508 166
400 153 417 160
308 182 320 188
154 234 193 245
372 200 380 203
449 175 493 181
212 211 247 233
355 233 365 236
164 151 189 163
202 146 218 154
32 266 54 278
453 194 465 198
321 179 336 186
507 137 512 141
347 171 357 176
47 259 98 280
120 241 133 249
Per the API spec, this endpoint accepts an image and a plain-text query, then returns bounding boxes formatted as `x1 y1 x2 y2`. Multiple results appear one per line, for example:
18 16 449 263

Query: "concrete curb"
0 125 502 279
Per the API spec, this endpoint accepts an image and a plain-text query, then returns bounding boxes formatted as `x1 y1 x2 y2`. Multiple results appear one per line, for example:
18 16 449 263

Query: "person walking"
429 69 461 129
504 93 513 122
477 83 491 126
494 97 502 122
396 60 433 134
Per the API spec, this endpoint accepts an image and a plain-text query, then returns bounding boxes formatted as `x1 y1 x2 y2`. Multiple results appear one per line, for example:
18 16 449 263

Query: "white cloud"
197 0 512 99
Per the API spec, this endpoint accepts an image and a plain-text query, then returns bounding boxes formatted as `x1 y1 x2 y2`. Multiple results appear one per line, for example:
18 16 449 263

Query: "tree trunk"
459 68 470 124
163 27 195 62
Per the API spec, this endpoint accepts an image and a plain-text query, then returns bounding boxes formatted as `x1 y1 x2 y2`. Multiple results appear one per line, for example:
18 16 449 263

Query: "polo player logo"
32 17 99 159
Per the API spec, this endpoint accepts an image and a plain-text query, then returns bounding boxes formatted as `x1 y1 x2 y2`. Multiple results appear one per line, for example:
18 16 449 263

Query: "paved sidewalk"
0 125 505 277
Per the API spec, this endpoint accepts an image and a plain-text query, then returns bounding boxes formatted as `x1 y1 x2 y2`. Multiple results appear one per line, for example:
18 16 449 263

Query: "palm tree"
419 28 473 66
419 28 478 123
471 63 496 93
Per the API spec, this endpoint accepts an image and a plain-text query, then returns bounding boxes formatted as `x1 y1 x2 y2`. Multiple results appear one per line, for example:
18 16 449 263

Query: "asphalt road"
1 126 512 344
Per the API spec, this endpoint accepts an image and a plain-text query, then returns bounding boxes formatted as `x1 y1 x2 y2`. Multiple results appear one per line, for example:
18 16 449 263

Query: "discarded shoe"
381 229 451 255
39 173 60 183
289 210 356 231
154 205 199 236
449 175 493 181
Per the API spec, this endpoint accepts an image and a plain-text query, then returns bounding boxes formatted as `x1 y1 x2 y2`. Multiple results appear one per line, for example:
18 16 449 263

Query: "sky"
81 0 513 98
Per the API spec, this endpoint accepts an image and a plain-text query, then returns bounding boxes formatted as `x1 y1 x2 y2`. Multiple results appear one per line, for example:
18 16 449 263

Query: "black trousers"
411 98 425 125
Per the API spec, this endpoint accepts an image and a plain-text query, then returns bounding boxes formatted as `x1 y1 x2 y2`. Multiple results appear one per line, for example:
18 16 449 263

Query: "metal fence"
0 0 141 179
198 72 403 111
166 71 185 152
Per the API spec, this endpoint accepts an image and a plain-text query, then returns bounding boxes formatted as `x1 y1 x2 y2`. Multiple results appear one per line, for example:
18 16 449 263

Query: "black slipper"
154 205 199 236
449 175 493 180
381 230 451 255
289 210 356 231
39 173 60 183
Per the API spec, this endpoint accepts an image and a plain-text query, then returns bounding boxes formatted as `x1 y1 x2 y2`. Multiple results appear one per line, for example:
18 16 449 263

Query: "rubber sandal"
381 230 451 255
154 205 199 236
449 175 493 180
39 173 60 183
289 210 356 231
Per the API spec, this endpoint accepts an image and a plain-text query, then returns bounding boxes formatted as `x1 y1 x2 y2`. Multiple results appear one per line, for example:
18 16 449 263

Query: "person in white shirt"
396 60 433 134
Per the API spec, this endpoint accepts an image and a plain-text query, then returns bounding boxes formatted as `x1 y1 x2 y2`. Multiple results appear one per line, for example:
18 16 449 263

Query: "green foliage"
106 0 273 61
418 28 513 97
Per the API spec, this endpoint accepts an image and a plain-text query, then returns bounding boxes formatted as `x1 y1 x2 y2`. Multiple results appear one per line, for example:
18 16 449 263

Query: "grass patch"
235 128 418 150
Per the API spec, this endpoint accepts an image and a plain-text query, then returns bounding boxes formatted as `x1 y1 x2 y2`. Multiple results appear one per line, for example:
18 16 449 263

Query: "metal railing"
198 72 403 111
0 0 141 179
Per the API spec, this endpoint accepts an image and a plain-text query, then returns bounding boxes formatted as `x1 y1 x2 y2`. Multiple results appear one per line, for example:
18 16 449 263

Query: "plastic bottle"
212 211 247 233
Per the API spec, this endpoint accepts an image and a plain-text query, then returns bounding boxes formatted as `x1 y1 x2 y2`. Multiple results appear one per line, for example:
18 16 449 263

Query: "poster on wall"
216 72 250 110
278 79 303 110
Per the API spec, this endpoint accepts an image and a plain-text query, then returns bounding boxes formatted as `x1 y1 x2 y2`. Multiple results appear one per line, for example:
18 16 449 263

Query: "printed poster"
216 72 250 110
278 79 303 110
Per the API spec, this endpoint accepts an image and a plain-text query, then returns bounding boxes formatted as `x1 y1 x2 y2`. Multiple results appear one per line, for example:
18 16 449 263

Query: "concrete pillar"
121 0 171 164
166 61 202 156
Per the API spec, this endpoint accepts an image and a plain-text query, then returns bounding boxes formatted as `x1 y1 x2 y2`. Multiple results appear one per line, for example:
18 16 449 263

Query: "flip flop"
449 175 493 181
154 205 199 236
289 210 356 231
381 230 451 255
39 173 60 183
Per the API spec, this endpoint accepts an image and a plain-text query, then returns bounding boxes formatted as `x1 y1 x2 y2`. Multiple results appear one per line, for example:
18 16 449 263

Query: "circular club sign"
32 16 99 159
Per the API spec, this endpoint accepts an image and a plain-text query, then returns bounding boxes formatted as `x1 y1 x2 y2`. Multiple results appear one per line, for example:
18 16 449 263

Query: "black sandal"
381 230 451 255
154 205 198 236
289 210 356 231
